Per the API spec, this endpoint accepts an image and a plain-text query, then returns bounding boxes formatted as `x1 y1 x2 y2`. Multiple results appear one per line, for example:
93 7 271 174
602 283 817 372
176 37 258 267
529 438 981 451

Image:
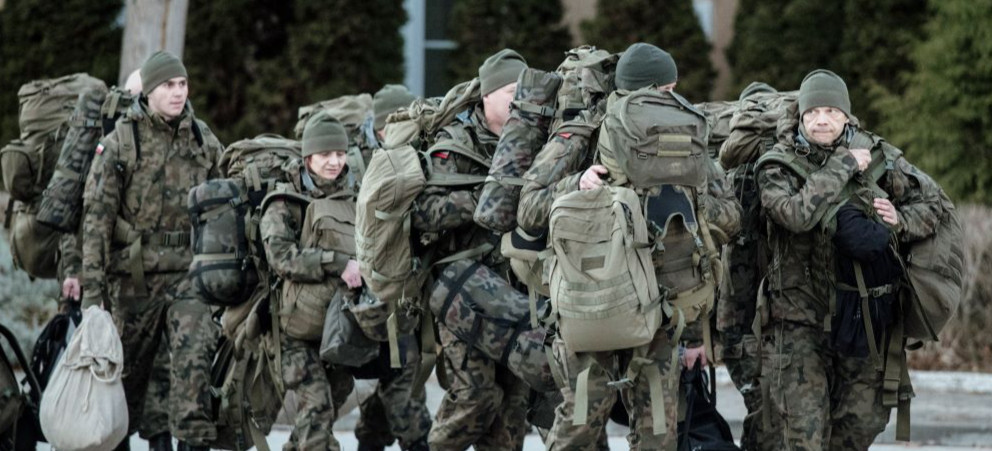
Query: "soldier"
755 69 943 449
260 112 358 451
519 43 740 450
80 51 224 451
715 81 780 451
354 84 432 451
414 48 532 450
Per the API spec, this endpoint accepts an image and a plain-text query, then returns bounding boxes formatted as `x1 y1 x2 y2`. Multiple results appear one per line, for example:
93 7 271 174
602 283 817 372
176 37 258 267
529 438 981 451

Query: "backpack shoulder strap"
754 147 810 180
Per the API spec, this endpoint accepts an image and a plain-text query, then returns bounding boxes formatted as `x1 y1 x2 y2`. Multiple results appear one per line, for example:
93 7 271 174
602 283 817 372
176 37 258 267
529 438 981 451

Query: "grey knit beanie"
615 43 677 90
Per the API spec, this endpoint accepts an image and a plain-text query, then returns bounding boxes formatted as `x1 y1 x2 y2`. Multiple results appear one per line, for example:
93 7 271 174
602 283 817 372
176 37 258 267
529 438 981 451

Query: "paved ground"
34 368 992 450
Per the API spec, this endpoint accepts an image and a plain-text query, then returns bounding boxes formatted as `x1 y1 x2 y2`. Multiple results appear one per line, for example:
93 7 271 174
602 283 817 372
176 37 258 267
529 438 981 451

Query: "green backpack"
550 45 619 131
1 73 106 279
294 94 377 184
188 135 302 307
209 337 283 451
694 100 738 159
381 78 482 151
37 86 136 233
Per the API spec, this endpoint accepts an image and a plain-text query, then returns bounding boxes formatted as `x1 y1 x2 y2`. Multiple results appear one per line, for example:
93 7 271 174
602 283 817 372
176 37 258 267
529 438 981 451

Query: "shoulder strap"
259 189 312 215
754 149 810 180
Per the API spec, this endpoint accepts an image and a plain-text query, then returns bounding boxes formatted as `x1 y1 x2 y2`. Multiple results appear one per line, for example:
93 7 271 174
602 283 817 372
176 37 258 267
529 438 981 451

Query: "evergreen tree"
447 0 572 89
582 0 715 102
185 0 406 143
727 0 844 96
876 0 992 203
0 0 122 145
836 0 928 129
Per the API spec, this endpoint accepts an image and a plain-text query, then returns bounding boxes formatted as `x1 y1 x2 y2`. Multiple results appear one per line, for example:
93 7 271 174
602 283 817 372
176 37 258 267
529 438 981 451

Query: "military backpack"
187 134 302 307
37 86 136 233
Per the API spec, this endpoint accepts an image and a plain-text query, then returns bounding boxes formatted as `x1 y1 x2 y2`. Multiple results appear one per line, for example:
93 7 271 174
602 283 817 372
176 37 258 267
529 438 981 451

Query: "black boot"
148 432 173 451
176 441 208 451
403 436 429 451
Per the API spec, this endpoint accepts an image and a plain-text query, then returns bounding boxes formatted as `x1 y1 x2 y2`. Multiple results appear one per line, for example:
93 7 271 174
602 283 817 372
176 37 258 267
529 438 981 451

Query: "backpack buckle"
607 378 635 390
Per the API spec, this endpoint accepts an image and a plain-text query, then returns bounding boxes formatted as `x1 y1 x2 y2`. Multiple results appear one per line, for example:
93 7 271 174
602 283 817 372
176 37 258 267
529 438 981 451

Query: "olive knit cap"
798 69 851 117
615 43 677 90
302 111 349 157
140 51 188 95
373 84 417 131
478 49 528 96
739 81 777 101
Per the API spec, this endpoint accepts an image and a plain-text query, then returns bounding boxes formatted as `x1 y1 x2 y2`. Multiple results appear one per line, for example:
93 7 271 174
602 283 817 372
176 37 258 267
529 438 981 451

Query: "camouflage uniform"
260 158 358 451
757 124 942 450
518 109 742 450
412 105 531 451
80 100 224 445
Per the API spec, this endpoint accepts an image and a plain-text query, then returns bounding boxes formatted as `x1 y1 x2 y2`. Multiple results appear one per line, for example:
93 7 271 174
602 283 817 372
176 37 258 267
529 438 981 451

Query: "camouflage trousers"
281 334 355 451
109 273 219 445
761 321 890 450
547 327 680 451
722 333 778 451
428 325 530 451
137 339 172 439
355 336 432 449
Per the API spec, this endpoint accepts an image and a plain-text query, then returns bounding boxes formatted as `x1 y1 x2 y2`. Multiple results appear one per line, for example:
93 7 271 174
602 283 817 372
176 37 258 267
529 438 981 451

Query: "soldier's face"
801 106 849 145
147 77 188 120
483 82 517 136
307 150 347 181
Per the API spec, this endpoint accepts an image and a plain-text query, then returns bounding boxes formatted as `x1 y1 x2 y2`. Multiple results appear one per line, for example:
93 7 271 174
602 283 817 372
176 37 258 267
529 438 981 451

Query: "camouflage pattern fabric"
280 334 355 451
109 274 219 445
428 326 530 451
722 334 777 451
137 338 172 440
546 329 680 451
761 321 890 450
474 68 561 233
354 336 432 449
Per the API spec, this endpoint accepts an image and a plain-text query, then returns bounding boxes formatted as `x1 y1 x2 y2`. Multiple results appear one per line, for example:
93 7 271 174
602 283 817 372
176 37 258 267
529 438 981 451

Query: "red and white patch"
95 143 105 155
431 150 450 160
557 132 573 139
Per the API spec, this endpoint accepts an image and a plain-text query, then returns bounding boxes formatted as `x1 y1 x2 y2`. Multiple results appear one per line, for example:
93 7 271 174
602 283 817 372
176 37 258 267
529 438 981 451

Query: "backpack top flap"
294 93 374 139
18 73 107 140
600 88 709 189
382 79 481 151
554 46 618 123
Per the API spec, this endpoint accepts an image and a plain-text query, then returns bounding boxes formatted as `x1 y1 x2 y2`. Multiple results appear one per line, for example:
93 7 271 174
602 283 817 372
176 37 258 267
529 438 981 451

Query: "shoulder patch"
431 150 450 160
557 132 573 139
95 143 105 155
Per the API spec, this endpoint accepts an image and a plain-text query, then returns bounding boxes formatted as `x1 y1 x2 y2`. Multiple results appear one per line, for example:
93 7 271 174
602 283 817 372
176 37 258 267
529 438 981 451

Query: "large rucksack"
694 100 738 159
208 336 283 451
37 86 136 233
1 74 107 279
381 78 482 151
550 45 619 131
188 135 302 307
294 94 378 184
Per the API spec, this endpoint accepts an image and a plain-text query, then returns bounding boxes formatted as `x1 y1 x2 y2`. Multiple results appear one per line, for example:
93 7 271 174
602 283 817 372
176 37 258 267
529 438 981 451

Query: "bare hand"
579 165 608 190
874 198 900 226
342 259 363 289
683 345 709 369
849 148 871 172
62 277 81 301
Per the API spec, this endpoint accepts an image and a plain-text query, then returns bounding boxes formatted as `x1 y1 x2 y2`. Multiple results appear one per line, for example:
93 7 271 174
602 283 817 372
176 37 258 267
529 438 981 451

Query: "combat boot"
176 441 209 451
148 432 173 451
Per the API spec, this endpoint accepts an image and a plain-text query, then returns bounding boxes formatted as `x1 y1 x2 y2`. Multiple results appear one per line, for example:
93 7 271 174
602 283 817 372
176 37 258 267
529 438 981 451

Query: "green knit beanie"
478 49 528 96
615 43 677 91
373 84 417 131
798 69 851 117
302 111 349 157
739 81 777 101
140 51 188 95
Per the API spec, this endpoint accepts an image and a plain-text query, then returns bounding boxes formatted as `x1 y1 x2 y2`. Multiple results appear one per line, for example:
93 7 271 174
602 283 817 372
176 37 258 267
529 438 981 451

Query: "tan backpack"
381 78 481 151
279 192 357 342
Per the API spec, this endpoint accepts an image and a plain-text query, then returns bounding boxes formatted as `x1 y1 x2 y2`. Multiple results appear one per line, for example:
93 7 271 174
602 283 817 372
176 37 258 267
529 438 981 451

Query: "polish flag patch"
432 150 450 159
557 132 573 139
95 143 105 155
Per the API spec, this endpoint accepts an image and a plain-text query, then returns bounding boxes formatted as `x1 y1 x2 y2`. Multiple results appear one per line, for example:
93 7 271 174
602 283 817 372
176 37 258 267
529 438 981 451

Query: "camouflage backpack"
187 135 302 307
37 86 137 233
1 74 107 279
294 94 378 185
694 100 737 159
550 45 619 131
209 337 282 451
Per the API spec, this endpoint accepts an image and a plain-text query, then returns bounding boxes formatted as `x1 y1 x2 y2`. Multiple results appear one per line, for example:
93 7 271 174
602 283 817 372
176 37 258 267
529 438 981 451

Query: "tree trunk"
118 0 189 85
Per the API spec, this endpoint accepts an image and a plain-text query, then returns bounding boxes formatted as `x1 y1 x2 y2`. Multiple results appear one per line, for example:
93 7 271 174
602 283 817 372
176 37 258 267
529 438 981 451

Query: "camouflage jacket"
59 232 81 281
411 104 502 267
80 100 223 308
757 125 943 327
518 111 742 346
260 158 354 284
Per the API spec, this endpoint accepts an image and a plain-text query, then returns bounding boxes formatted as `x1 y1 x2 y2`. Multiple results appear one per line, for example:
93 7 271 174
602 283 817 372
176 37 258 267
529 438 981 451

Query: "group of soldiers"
46 35 948 451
